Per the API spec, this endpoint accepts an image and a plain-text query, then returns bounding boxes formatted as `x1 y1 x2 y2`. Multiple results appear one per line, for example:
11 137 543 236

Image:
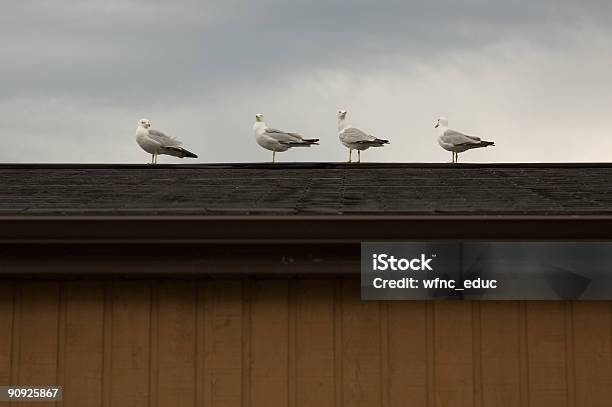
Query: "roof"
1 163 612 216
2 163 612 244
3 163 612 273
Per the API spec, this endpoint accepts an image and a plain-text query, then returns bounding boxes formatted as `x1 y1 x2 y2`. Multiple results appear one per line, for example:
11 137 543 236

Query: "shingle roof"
1 163 612 216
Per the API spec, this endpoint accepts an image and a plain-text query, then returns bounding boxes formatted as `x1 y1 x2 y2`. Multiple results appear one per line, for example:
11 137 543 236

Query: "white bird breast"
136 129 161 154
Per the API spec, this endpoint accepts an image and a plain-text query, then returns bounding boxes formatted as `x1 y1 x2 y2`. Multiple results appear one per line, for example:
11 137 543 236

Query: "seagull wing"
148 129 182 147
441 128 482 146
263 127 319 146
264 128 304 143
340 127 376 143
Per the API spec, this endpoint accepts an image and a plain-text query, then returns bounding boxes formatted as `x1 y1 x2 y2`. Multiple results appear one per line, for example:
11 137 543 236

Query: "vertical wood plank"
565 303 576 407
241 280 251 407
55 283 66 407
250 280 288 407
149 282 159 407
205 280 245 407
380 302 389 407
10 283 22 391
518 302 530 407
295 280 335 407
480 301 521 407
434 301 474 407
387 301 428 407
101 281 113 407
195 281 206 407
342 279 381 407
157 281 197 407
526 302 567 406
334 279 344 407
572 302 612 406
471 303 482 407
62 282 105 407
0 282 14 385
15 282 60 407
110 281 151 407
287 281 297 407
426 302 436 407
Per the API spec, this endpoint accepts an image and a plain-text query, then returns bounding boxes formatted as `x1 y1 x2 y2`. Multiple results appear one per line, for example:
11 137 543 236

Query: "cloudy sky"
2 0 612 163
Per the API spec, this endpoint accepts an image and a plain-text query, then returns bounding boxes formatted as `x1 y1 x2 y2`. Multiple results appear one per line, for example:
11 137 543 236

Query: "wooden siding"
0 279 611 407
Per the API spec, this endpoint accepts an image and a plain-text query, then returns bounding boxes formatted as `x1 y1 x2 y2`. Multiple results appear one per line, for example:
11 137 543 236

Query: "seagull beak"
434 123 439 128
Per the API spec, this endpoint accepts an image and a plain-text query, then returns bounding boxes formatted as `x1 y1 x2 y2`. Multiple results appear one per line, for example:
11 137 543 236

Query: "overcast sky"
2 0 612 163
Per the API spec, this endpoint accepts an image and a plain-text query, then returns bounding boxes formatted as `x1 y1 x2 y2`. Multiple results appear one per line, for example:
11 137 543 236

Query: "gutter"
2 215 612 244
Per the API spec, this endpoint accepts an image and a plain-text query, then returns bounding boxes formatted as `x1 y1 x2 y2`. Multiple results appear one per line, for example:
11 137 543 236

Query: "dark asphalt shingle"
1 163 612 216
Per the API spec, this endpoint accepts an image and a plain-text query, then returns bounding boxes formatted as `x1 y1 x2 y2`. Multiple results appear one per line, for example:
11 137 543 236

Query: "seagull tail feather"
356 138 389 147
164 146 198 158
282 139 320 147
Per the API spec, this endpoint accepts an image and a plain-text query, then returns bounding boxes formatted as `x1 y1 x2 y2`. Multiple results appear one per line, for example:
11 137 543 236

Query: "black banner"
361 242 612 300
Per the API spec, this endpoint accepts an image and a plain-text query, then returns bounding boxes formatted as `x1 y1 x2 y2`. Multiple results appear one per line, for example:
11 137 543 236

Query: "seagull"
337 110 388 163
135 118 198 164
434 117 494 163
252 113 319 163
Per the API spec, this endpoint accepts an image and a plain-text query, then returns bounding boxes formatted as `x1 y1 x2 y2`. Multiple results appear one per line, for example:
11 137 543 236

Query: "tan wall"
0 279 611 407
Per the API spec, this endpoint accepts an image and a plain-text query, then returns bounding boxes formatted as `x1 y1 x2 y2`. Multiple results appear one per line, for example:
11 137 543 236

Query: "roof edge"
1 162 612 170
2 215 612 243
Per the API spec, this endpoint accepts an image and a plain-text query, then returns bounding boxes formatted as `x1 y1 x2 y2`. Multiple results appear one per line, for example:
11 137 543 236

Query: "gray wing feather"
148 129 182 147
264 127 304 143
441 129 481 146
340 127 376 143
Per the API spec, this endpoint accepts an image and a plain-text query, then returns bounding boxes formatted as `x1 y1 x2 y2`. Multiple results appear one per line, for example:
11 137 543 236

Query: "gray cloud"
1 1 612 163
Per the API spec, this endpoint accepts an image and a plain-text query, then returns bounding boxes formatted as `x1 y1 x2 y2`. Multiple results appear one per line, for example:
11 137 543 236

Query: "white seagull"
252 113 319 163
135 118 198 164
337 110 388 163
434 117 494 163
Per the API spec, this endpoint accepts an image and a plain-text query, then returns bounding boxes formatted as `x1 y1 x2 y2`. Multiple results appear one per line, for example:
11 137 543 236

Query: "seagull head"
434 117 448 129
337 110 347 120
255 113 264 122
138 118 151 129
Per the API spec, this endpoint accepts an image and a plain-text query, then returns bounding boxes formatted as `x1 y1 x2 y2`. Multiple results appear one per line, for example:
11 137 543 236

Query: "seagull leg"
455 153 459 163
151 154 155 164
357 150 361 163
348 149 352 163
272 151 276 163
154 153 158 164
